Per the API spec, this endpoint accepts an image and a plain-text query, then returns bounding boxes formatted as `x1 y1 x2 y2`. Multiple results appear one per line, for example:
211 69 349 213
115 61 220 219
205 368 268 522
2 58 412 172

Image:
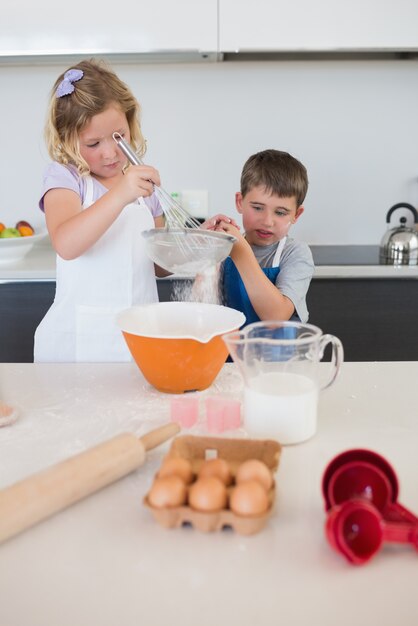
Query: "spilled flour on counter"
171 264 222 305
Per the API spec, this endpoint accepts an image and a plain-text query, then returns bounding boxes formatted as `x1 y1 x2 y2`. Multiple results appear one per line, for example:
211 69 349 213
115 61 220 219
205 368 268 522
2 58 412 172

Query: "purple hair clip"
55 69 84 98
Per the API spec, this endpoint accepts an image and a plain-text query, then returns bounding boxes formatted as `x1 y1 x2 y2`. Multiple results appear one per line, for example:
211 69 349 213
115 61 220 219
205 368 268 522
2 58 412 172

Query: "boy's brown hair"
240 149 308 206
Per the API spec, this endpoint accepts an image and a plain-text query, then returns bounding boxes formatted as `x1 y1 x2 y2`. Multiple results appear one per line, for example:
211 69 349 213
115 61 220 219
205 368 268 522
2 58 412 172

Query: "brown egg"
158 457 194 484
198 458 232 486
188 477 228 512
229 480 269 517
148 476 187 508
235 459 273 491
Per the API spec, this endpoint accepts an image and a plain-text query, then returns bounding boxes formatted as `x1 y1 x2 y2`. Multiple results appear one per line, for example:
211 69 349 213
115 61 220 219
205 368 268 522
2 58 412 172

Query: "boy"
212 149 314 324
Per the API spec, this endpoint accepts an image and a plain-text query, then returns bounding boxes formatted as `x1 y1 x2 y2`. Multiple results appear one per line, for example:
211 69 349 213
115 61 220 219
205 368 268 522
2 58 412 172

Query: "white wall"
1 58 418 244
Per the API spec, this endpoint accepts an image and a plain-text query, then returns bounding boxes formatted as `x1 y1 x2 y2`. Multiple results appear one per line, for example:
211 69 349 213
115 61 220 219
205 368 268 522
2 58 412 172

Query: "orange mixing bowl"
116 302 245 394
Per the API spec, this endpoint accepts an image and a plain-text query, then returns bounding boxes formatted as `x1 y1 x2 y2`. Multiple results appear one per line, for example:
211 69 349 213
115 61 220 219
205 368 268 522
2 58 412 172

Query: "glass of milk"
223 321 343 445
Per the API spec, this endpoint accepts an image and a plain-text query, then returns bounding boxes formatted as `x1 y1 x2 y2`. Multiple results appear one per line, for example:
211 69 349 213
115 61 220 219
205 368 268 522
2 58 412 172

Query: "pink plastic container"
170 397 199 428
205 397 241 433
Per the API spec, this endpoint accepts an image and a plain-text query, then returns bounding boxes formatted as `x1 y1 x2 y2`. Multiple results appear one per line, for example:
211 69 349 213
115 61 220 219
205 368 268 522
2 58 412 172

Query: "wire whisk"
112 132 236 275
113 132 201 229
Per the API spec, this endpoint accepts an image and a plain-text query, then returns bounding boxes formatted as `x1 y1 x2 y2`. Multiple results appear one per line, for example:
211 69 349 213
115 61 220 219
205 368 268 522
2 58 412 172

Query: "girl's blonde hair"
45 58 146 175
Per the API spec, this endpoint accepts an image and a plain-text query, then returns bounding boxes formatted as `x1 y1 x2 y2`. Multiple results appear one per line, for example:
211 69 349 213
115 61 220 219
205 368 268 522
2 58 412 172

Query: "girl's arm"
216 221 296 321
44 165 160 260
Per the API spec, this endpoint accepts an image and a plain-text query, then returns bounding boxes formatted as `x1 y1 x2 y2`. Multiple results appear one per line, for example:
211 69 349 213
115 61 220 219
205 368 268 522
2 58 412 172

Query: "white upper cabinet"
0 0 218 59
219 0 418 52
3 0 417 60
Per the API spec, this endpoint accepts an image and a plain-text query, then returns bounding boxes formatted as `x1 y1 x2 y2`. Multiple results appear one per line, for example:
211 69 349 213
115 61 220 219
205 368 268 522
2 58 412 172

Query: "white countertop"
0 361 417 626
314 264 418 278
1 241 418 280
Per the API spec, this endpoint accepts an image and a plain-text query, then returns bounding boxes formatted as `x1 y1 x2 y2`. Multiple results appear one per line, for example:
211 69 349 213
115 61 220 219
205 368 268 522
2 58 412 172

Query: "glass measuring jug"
223 321 344 444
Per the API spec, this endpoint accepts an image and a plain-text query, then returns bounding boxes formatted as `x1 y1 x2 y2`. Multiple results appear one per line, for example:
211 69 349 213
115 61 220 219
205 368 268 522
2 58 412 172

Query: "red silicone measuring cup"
326 498 418 565
322 449 418 525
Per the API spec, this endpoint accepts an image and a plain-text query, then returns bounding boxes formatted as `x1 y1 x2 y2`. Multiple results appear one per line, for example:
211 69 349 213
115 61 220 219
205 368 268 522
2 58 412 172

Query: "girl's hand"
117 164 161 204
200 214 240 231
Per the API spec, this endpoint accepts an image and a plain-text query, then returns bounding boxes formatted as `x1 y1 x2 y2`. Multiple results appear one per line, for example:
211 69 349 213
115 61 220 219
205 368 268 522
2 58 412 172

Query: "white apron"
34 176 158 362
272 235 287 266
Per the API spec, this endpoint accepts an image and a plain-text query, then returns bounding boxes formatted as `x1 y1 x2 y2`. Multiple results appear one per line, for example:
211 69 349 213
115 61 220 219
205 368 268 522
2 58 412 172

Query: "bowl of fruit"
0 221 47 265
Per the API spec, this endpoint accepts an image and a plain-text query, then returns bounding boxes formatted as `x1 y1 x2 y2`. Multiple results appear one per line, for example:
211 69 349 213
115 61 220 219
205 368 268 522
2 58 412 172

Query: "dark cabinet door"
306 279 418 361
0 282 56 363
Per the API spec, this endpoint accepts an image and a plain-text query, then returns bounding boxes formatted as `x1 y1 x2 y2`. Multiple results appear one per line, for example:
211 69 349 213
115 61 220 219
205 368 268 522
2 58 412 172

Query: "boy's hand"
200 215 250 261
212 219 250 260
200 214 240 231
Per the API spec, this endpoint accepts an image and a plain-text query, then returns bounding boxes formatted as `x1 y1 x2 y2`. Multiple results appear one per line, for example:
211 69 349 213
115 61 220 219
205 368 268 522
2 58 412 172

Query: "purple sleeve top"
39 162 163 218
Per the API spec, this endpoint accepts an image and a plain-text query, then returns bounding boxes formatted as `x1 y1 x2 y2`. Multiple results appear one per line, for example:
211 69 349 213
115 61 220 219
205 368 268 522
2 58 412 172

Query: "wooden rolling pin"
0 422 180 544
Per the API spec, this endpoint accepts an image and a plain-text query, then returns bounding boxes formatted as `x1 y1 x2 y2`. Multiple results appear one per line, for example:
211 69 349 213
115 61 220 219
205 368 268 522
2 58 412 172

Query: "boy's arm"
218 222 297 321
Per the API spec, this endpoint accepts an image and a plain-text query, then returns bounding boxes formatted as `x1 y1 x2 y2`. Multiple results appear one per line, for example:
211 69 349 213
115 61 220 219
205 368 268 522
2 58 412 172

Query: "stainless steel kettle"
379 203 418 265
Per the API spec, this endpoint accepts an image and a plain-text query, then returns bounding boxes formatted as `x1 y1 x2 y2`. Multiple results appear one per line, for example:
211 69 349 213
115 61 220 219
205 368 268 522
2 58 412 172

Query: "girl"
34 59 165 362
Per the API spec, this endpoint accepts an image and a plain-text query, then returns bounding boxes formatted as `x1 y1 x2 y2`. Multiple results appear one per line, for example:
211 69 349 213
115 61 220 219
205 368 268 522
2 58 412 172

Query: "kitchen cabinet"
219 0 418 52
0 282 55 364
3 0 416 63
0 0 217 60
2 276 418 363
306 279 418 361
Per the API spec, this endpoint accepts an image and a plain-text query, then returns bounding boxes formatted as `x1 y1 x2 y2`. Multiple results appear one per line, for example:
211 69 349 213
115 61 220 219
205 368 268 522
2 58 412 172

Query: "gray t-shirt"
250 237 314 323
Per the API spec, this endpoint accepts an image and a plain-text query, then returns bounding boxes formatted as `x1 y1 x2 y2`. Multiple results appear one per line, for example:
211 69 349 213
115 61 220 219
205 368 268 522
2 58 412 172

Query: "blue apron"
222 238 297 359
223 257 281 325
222 236 293 326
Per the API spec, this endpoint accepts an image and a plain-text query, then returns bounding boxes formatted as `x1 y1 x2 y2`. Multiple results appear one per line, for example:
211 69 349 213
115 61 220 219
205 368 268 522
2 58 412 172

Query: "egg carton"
144 435 282 535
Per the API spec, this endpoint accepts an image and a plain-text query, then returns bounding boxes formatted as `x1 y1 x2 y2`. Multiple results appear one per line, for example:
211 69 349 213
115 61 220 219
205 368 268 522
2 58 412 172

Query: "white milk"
243 372 319 444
